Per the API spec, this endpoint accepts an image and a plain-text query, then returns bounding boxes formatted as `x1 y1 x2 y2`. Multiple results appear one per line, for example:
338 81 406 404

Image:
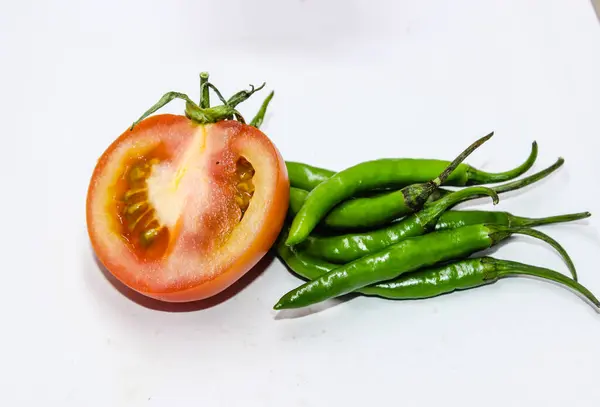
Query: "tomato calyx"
130 72 267 131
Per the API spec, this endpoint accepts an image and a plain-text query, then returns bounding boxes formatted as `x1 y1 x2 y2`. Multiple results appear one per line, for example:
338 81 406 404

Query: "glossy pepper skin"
276 235 335 281
286 133 496 245
285 141 538 192
300 186 500 264
360 257 597 303
291 186 589 234
285 162 334 191
287 157 564 230
278 234 490 298
276 241 599 307
273 224 576 309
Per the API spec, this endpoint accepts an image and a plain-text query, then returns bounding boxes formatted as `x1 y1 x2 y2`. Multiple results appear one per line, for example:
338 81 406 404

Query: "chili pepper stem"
465 141 538 184
434 132 494 187
250 90 275 128
491 258 600 309
427 186 500 211
451 157 565 206
401 132 493 211
417 186 499 230
488 225 578 281
509 211 591 228
493 157 563 194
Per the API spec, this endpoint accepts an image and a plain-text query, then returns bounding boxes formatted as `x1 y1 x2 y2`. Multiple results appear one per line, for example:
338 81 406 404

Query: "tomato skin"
87 114 289 302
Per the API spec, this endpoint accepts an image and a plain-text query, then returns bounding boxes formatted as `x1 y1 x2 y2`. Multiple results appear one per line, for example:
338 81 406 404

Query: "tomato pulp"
87 110 288 302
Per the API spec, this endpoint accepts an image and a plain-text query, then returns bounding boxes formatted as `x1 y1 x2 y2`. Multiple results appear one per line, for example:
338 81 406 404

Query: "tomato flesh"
87 114 289 302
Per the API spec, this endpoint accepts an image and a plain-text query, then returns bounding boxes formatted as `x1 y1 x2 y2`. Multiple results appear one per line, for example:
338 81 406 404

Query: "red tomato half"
86 114 289 302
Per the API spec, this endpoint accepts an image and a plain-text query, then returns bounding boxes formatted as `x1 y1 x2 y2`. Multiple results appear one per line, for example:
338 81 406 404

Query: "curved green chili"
286 133 494 245
276 241 599 309
300 186 499 264
301 206 589 267
274 224 576 309
285 141 537 191
287 157 564 230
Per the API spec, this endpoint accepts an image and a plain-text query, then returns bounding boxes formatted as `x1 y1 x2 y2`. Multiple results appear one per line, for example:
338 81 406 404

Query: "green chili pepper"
303 203 589 266
276 241 599 309
360 257 598 305
276 237 334 281
287 157 564 229
273 224 577 309
286 133 495 245
300 186 499 264
284 141 537 191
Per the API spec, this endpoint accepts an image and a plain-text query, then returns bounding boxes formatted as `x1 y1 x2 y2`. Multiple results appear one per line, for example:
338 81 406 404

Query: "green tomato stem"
200 72 210 108
129 73 265 130
250 91 275 128
227 82 266 108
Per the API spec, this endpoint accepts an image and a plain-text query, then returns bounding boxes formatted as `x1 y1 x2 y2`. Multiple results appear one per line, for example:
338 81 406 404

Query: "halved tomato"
86 112 289 302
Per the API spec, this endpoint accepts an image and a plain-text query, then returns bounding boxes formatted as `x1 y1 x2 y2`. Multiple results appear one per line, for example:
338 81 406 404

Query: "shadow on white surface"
273 259 364 319
88 245 275 312
273 293 359 320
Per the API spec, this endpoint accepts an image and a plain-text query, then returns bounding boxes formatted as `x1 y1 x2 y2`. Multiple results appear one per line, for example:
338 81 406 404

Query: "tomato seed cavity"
117 153 170 260
235 157 255 218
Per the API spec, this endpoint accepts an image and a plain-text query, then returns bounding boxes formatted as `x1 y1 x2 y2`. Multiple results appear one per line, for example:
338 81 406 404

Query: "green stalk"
465 141 538 184
489 225 578 281
442 157 565 206
493 259 600 308
509 211 591 228
130 73 265 130
250 91 275 128
199 72 210 108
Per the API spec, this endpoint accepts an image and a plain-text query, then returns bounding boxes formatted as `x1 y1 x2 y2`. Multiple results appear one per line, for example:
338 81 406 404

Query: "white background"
1 0 600 405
